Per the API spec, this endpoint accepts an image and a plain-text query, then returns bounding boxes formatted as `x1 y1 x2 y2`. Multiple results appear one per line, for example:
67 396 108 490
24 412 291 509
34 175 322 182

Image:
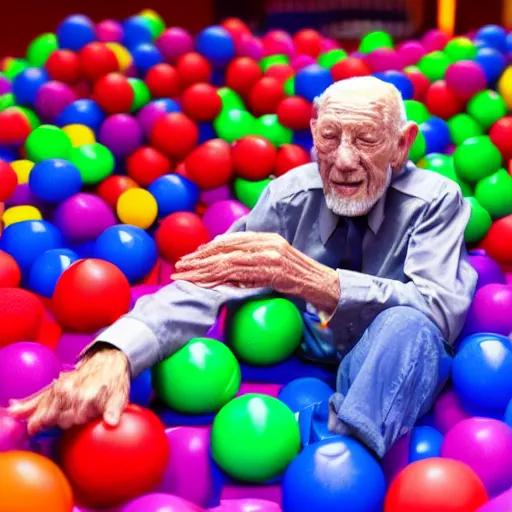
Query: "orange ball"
0 451 74 512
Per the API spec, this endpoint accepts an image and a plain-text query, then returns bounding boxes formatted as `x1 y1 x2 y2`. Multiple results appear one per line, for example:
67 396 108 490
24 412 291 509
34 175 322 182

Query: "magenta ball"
262 30 295 58
52 192 116 244
96 19 124 43
0 342 61 407
381 431 410 484
210 499 282 512
0 409 29 452
34 81 77 121
6 183 45 209
99 114 143 158
156 426 221 508
131 284 162 308
0 75 11 95
397 41 427 66
469 253 506 290
200 184 233 205
320 38 340 52
156 27 194 63
159 260 174 286
422 29 450 51
121 493 206 512
202 200 250 239
55 333 94 366
506 272 512 286
433 388 471 435
366 48 404 72
445 61 487 101
136 102 170 138
441 417 512 497
291 54 316 71
235 34 264 60
477 486 512 512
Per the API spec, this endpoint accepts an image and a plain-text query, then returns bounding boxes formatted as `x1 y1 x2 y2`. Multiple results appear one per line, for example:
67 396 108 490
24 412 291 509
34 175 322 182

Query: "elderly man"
9 76 476 458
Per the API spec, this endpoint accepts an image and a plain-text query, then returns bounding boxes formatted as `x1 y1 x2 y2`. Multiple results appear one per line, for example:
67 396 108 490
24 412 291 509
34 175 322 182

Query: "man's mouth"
331 180 364 196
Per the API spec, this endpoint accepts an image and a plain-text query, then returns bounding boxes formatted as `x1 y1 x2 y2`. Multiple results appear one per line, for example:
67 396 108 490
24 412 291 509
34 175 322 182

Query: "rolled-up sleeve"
328 184 477 349
91 184 282 377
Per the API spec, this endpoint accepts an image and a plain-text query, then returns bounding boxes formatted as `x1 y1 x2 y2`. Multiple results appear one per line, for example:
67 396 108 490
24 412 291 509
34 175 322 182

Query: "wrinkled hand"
6 346 130 436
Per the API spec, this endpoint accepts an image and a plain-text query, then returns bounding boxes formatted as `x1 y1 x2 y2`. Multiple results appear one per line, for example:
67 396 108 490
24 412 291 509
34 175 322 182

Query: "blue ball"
198 122 216 144
56 99 105 132
211 67 226 87
278 377 334 414
148 174 200 217
0 147 17 163
374 71 414 100
453 333 512 411
130 369 153 407
1 220 63 277
123 16 153 48
420 116 451 154
292 129 313 152
29 159 82 203
130 43 164 75
475 25 508 53
151 98 181 114
282 437 386 512
475 47 506 84
408 426 444 463
27 248 79 298
505 399 512 428
295 64 333 103
69 240 96 259
507 33 512 53
195 26 235 67
93 224 158 284
12 67 49 105
57 15 96 51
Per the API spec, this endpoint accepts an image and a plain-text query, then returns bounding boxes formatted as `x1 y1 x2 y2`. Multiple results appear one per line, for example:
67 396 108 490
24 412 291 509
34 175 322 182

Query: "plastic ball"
247 77 283 116
294 64 333 102
276 96 311 131
444 37 476 62
420 117 451 154
27 33 58 67
255 114 293 147
0 107 32 146
497 67 512 111
217 87 245 111
489 116 512 161
476 25 507 52
317 48 347 69
397 41 427 67
57 14 96 51
2 205 42 228
366 48 403 72
116 188 158 230
464 196 492 243
475 48 506 84
448 113 483 146
283 437 385 512
96 19 123 43
231 136 277 180
68 142 114 185
12 67 49 106
129 368 152 408
148 174 199 218
0 409 29 452
45 49 81 84
122 16 153 48
330 56 371 81
467 90 507 131
156 27 194 63
468 251 506 289
475 169 512 218
0 161 17 201
444 61 486 102
275 144 310 176
56 99 105 131
126 146 170 187
97 114 142 159
213 109 256 143
33 81 76 121
195 26 235 67
359 31 394 54
202 200 249 239
181 83 222 122
425 80 462 119
225 57 263 96
0 251 21 288
93 72 133 114
404 99 430 124
482 215 512 266
62 124 96 147
121 493 205 512
25 124 72 162
29 159 82 203
374 70 413 99
454 136 502 183
418 51 451 81
136 98 181 137
176 52 212 88
105 42 132 73
145 63 180 98
278 377 333 414
59 404 169 509
262 30 294 58
404 67 430 101
131 43 164 74
96 175 138 209
150 112 199 159
185 139 233 189
78 42 118 82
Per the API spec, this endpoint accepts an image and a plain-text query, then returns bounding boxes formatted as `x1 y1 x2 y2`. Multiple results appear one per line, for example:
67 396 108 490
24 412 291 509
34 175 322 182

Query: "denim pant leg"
329 305 452 458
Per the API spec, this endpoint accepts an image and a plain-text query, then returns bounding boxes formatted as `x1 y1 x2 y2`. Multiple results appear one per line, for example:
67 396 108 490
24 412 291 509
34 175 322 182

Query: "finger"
7 392 45 419
102 392 128 427
178 235 259 262
26 393 61 436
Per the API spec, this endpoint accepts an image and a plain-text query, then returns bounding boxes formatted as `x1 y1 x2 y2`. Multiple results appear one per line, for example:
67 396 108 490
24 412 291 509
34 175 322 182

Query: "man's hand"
172 232 341 315
6 346 130 436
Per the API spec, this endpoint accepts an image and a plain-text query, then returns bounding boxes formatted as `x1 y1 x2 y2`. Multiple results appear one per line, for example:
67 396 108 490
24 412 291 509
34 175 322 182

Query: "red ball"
425 80 463 119
293 29 322 58
0 107 32 145
35 309 62 351
71 79 92 99
248 76 285 115
93 72 134 114
276 144 310 177
0 250 21 288
156 212 210 264
145 63 180 98
265 63 295 84
176 52 212 89
384 458 488 512
126 146 171 186
181 83 222 121
277 96 312 130
185 138 233 188
150 112 199 159
490 117 512 161
45 49 81 84
481 214 512 266
0 288 44 347
0 160 18 201
79 42 119 82
59 404 169 509
225 57 263 97
96 175 139 209
232 135 277 180
331 57 371 81
405 68 431 101
221 18 251 42
52 258 131 333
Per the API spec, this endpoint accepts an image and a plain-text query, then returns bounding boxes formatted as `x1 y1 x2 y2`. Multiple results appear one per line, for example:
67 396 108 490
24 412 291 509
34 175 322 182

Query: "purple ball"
445 61 487 101
210 499 282 512
137 102 172 138
99 114 142 158
156 27 194 63
441 417 512 497
381 430 411 484
0 409 29 452
366 49 404 72
0 75 12 95
52 192 116 244
200 185 233 206
202 200 250 239
291 54 316 71
397 41 427 67
121 493 206 512
433 388 471 435
445 144 456 155
0 342 61 407
96 19 124 43
477 486 512 512
55 332 94 366
6 183 45 209
235 34 264 60
34 81 76 121
469 253 506 290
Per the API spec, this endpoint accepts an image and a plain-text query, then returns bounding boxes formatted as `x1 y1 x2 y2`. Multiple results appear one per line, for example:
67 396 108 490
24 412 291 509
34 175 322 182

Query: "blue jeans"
300 306 453 458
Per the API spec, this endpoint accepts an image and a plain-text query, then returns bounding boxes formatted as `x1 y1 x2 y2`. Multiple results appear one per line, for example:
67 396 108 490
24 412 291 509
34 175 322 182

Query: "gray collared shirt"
96 161 477 376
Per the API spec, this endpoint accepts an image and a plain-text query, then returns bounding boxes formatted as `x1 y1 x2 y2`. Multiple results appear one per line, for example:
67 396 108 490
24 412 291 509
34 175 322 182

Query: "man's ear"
310 118 317 135
392 121 418 171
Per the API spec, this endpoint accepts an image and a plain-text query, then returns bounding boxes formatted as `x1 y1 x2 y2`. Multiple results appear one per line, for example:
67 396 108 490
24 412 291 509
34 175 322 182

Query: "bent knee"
374 306 440 334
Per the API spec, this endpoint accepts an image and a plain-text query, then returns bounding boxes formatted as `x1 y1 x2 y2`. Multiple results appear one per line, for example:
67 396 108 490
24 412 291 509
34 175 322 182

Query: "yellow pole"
437 0 457 36
504 0 512 29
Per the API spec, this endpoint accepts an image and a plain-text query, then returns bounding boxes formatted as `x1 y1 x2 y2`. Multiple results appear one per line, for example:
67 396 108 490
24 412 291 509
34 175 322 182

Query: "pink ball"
96 19 123 43
202 200 250 239
320 38 340 52
52 192 116 245
0 409 29 452
159 260 174 286
366 48 404 72
422 29 450 52
34 81 77 121
55 332 94 367
156 27 195 63
441 417 512 497
381 431 411 484
433 388 471 435
291 54 316 71
397 41 427 67
210 499 282 512
235 34 264 60
262 30 295 58
477 486 512 512
199 184 233 206
506 272 512 285
121 493 205 512
99 114 143 158
445 61 487 101
445 144 456 155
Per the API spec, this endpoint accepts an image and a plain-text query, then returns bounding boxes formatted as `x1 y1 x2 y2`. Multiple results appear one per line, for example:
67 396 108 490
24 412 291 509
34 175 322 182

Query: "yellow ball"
10 160 34 184
498 66 512 110
3 205 42 228
117 188 158 230
62 124 96 147
106 43 133 73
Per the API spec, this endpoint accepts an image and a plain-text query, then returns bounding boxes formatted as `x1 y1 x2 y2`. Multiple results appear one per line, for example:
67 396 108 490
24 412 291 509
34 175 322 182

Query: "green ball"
404 100 431 124
25 125 72 162
17 107 40 130
453 135 502 183
260 54 289 72
255 114 293 146
284 76 295 96
409 130 426 163
217 87 246 112
318 49 347 68
475 168 512 218
153 337 241 414
26 33 58 67
464 196 492 243
447 113 483 146
444 37 477 62
467 90 507 131
70 143 115 185
128 78 151 112
359 31 394 54
229 297 304 365
233 177 271 208
4 59 29 80
0 93 15 112
214 109 256 143
211 394 300 482
418 51 451 82
140 11 166 39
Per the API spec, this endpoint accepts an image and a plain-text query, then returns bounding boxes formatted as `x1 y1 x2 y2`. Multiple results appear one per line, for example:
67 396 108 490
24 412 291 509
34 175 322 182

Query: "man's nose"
334 138 359 170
